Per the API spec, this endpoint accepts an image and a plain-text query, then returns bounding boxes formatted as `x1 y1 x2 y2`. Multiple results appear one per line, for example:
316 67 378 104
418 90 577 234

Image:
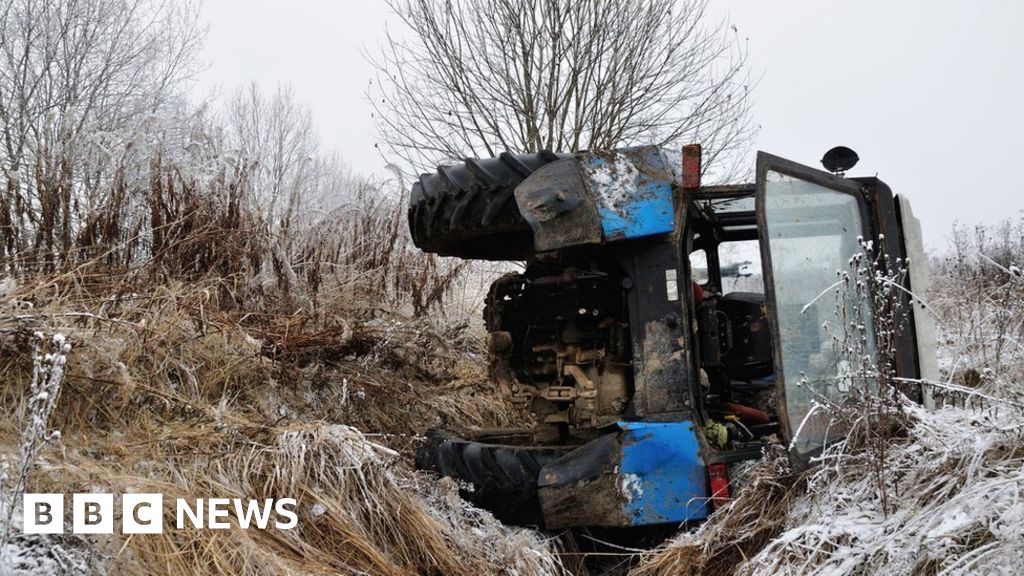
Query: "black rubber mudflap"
408 151 568 261
415 430 572 527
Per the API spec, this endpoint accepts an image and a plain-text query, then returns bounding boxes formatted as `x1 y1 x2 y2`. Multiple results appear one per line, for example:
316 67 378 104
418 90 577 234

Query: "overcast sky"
196 0 1023 249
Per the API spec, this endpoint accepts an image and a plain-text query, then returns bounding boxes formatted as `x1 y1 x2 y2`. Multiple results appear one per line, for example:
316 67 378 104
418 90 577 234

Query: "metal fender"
514 146 681 252
536 420 708 528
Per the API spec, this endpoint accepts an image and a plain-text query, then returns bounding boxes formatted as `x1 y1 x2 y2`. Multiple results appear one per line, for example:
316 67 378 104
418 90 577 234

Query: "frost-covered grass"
634 396 1024 576
0 275 552 576
0 523 105 576
931 219 1024 403
1 333 71 563
740 401 1024 576
77 422 561 575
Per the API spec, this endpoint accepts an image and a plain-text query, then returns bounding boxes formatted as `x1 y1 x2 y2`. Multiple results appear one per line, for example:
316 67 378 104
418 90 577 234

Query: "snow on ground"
0 533 104 576
739 401 1024 576
0 506 104 576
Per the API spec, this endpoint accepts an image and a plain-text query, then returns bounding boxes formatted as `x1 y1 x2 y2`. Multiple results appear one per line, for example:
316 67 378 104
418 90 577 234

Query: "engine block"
485 265 633 441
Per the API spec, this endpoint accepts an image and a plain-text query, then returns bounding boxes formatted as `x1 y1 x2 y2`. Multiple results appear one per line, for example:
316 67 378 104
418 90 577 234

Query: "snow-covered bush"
931 218 1024 399
1 333 70 552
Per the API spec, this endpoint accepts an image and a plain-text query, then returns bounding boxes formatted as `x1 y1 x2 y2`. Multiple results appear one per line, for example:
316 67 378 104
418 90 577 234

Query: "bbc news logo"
23 494 298 534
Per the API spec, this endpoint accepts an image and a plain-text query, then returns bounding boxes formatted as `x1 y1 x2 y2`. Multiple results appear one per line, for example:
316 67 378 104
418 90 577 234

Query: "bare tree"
0 0 204 265
372 0 756 178
227 83 319 242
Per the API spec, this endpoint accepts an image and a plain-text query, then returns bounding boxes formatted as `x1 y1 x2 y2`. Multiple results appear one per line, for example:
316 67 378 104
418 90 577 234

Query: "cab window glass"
762 170 876 458
689 249 708 285
718 240 763 294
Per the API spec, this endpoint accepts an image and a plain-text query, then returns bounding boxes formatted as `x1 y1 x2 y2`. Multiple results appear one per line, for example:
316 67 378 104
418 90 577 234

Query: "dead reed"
0 270 551 575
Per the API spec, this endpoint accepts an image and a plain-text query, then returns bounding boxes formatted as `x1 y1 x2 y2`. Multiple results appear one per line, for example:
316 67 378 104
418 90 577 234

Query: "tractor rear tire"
408 151 566 261
415 431 572 527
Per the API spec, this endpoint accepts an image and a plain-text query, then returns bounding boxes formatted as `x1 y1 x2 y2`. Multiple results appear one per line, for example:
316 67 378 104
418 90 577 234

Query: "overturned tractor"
412 145 938 529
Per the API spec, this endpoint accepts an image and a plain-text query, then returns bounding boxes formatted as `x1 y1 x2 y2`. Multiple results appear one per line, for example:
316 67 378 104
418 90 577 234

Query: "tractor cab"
684 149 936 481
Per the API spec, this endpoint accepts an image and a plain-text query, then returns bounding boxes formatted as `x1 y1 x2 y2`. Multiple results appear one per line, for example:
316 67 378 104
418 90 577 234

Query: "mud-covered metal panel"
514 146 682 251
537 421 707 528
514 158 604 252
616 239 692 417
581 146 678 241
536 434 626 528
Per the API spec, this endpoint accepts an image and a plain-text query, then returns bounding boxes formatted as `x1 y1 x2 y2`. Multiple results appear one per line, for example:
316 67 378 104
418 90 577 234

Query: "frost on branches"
1 333 70 551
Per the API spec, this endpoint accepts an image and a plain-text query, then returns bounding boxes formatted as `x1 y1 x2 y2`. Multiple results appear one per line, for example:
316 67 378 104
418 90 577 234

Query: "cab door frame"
755 152 880 464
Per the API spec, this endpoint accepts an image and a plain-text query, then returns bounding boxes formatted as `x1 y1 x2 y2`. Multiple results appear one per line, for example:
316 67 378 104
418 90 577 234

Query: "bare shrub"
291 171 468 317
0 333 70 552
931 218 1024 400
373 0 756 179
1 95 467 319
0 0 468 318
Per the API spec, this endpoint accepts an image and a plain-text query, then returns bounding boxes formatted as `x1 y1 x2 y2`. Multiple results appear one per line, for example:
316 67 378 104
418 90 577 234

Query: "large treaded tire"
408 151 567 261
415 431 572 527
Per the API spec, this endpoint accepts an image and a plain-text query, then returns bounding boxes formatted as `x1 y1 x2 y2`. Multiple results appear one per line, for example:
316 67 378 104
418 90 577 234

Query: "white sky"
196 0 1024 249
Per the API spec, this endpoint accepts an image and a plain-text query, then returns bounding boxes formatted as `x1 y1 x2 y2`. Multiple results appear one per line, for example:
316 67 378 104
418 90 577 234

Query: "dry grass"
0 271 519 435
30 423 560 576
0 272 554 575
